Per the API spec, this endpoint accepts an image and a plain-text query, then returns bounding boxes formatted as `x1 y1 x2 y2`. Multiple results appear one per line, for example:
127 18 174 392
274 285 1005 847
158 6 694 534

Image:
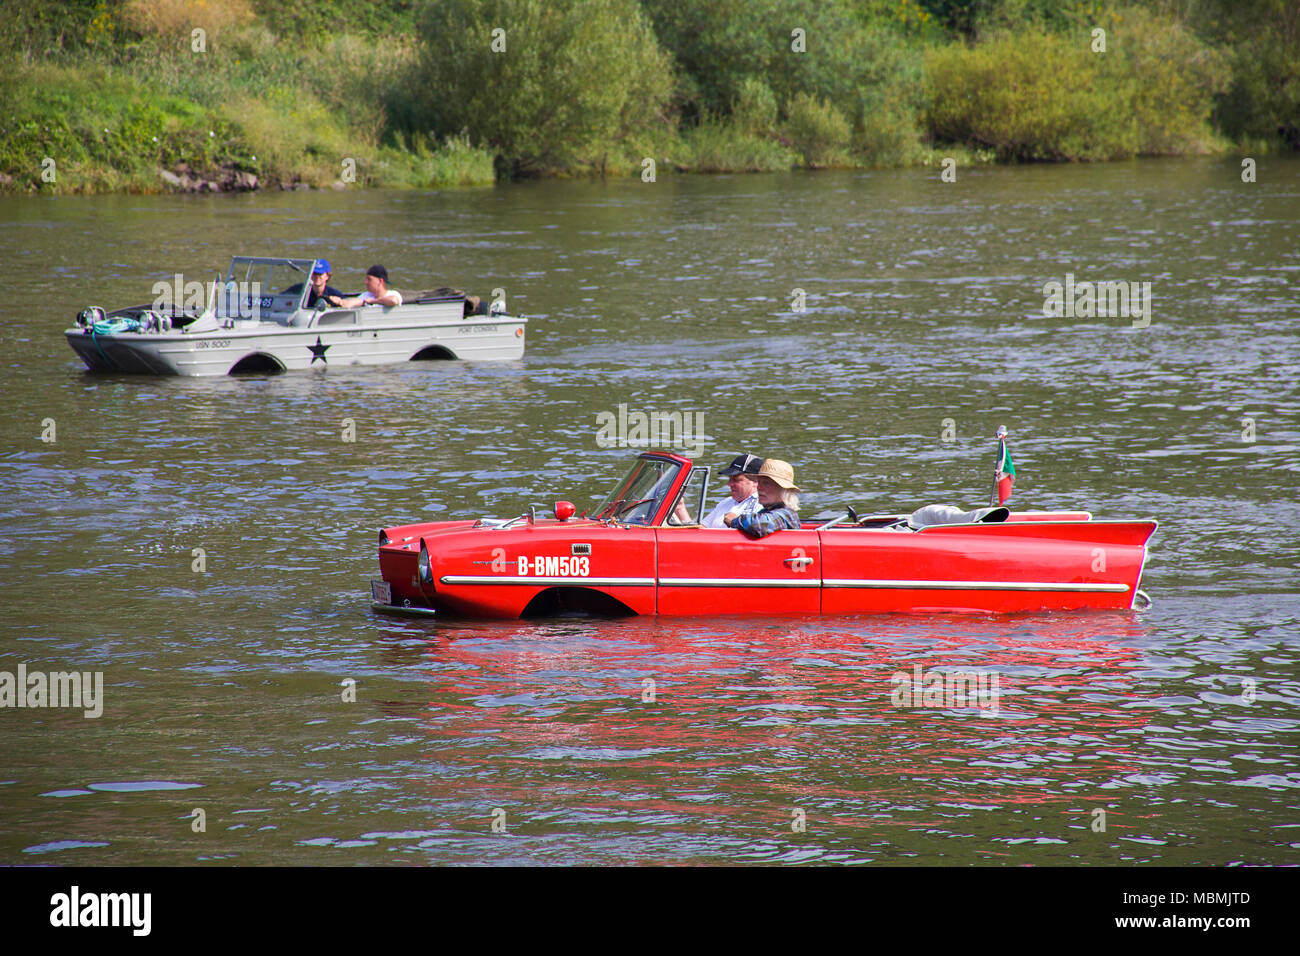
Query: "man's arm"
716 494 760 528
331 290 402 308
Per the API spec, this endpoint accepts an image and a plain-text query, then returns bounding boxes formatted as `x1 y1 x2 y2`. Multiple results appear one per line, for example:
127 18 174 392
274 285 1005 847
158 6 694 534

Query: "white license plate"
370 579 392 605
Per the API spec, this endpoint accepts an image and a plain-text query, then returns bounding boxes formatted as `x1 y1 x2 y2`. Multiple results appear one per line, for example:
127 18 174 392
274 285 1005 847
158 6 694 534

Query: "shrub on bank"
923 11 1228 161
222 88 350 187
1103 9 1229 156
248 0 419 42
121 0 257 43
733 78 779 137
640 0 786 124
412 0 674 175
924 31 1120 161
375 133 497 188
784 93 852 168
641 0 925 167
1202 0 1300 150
843 28 927 166
672 117 797 173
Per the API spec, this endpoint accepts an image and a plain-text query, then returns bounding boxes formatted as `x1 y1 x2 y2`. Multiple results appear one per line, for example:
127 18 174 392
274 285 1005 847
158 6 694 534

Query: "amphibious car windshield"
592 456 683 525
218 256 319 321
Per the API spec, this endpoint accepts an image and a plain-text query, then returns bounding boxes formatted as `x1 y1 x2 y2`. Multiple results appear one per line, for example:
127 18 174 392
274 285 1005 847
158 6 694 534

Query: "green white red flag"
992 427 1016 505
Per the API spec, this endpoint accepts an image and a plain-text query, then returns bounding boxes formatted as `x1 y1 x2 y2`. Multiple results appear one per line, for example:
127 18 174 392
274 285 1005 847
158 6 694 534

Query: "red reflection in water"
370 612 1158 851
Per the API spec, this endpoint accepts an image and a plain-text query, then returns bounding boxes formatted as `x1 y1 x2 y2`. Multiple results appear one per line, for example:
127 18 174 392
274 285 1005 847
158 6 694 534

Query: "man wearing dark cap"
701 453 764 528
330 264 403 308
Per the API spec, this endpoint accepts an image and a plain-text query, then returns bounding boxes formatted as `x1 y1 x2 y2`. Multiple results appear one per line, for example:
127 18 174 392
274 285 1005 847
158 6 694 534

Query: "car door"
430 520 658 618
655 525 821 615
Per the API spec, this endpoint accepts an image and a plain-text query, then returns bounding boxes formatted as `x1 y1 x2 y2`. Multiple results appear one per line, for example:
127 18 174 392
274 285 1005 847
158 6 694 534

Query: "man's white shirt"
701 492 760 528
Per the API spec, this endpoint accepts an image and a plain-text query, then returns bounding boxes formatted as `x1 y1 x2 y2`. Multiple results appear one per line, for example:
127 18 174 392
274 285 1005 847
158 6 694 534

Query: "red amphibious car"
371 452 1156 619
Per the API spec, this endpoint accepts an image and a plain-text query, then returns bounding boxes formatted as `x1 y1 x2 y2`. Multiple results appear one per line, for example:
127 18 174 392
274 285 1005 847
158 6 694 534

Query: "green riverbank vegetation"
1 0 1296 193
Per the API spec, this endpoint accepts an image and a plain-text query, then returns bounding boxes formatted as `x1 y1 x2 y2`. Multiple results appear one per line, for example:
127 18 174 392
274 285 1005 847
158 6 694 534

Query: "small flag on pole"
992 426 1016 505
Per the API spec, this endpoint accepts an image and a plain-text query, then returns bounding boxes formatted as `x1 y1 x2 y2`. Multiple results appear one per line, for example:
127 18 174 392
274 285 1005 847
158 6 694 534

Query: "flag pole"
991 425 1008 507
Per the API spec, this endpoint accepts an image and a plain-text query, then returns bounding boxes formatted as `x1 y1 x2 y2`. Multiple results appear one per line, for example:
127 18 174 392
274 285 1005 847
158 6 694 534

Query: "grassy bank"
0 1 496 193
0 56 496 193
1 0 1296 194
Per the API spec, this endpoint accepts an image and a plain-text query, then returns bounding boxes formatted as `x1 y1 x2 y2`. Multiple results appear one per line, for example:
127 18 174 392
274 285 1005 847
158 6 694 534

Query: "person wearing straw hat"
726 459 801 538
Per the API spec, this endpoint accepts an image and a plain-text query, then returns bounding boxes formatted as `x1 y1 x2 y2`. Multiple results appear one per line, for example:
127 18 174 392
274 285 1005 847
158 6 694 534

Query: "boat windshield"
218 257 319 321
592 457 683 525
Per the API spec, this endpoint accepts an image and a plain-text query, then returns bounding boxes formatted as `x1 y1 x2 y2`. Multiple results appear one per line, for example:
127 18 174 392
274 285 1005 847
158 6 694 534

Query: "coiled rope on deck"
89 316 142 366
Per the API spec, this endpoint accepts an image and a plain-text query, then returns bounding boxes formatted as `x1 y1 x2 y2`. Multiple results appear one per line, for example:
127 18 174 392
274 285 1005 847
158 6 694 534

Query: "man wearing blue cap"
306 259 343 308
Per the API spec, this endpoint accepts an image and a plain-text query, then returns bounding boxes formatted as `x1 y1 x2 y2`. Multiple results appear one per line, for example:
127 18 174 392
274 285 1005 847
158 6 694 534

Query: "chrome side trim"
439 574 1128 593
440 575 655 587
658 577 820 588
917 518 1147 532
1008 510 1093 520
823 578 1129 592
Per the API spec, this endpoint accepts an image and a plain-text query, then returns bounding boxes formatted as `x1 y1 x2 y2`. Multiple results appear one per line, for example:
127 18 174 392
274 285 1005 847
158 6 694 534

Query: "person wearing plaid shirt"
725 459 801 538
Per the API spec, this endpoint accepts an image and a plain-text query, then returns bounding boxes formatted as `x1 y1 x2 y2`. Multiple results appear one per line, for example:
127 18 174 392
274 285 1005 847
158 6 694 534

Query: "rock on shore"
159 163 259 192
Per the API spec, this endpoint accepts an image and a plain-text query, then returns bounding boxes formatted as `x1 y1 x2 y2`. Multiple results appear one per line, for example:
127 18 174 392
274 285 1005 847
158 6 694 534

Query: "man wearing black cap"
330 264 403 308
701 453 764 528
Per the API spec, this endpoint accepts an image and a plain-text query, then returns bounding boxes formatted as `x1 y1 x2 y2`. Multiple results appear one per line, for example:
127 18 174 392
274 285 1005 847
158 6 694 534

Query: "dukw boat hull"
66 309 526 376
65 256 526 376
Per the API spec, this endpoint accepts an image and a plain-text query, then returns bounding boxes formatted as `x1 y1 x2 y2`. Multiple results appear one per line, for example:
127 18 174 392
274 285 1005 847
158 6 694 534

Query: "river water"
0 158 1297 866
